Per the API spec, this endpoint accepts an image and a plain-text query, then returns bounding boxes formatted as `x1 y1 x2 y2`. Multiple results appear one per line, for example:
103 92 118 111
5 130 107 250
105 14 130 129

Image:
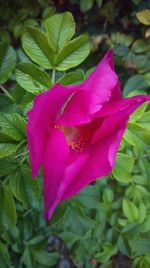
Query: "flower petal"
27 83 77 177
93 95 150 144
43 128 69 220
95 95 150 119
57 49 119 126
61 122 127 200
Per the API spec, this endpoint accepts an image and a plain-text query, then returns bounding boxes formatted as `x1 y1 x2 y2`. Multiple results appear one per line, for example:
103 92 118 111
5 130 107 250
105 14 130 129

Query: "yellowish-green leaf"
136 9 150 25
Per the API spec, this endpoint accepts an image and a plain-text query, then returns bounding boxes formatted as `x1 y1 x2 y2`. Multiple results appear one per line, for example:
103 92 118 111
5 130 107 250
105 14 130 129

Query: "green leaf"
35 251 59 266
22 26 54 69
0 241 11 268
132 39 150 54
76 185 100 208
65 207 94 235
0 186 17 233
102 189 114 204
0 113 26 141
55 34 90 71
44 12 75 52
122 199 139 221
0 157 18 177
136 9 150 25
123 75 149 96
57 70 84 85
0 143 18 158
123 128 143 150
80 0 94 12
112 153 134 183
0 42 16 84
10 165 41 208
16 63 52 93
129 102 148 122
129 239 150 254
42 6 56 19
128 122 150 146
95 242 118 263
11 84 34 114
138 203 147 223
139 111 150 130
96 0 103 8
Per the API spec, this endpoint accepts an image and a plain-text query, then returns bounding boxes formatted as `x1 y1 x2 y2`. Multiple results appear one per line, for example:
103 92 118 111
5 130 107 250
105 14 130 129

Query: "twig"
0 85 14 101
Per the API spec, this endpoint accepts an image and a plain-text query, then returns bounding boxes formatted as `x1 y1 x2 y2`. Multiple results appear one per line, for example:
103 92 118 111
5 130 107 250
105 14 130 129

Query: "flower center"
54 120 99 152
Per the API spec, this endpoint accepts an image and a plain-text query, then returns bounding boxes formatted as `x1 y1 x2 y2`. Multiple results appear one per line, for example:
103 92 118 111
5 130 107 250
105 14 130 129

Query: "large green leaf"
44 12 75 51
0 241 11 268
55 34 90 71
22 27 54 69
0 42 16 84
0 113 26 141
0 186 17 233
0 143 18 158
10 165 41 208
16 63 52 93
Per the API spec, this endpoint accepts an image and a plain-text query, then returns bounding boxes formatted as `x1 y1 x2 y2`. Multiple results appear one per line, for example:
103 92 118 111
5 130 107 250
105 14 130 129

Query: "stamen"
53 121 99 152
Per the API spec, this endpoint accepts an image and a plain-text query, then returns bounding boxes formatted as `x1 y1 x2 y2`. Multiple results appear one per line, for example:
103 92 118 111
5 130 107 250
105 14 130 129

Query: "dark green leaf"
0 241 11 268
0 42 16 84
35 251 59 266
10 165 41 208
0 143 18 158
0 113 26 141
80 0 94 12
0 186 17 233
123 75 149 96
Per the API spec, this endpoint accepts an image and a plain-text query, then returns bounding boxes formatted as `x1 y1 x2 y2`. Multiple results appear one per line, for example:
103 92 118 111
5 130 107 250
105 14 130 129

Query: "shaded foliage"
0 0 150 267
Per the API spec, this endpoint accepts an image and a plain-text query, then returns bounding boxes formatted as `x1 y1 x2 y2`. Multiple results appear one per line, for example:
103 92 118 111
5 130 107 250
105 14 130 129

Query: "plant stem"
14 150 29 159
0 85 14 101
52 69 56 84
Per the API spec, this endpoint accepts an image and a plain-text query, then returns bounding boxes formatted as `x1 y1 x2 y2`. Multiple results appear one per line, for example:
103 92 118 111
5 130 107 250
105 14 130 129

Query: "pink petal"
95 95 150 119
27 83 78 177
93 95 150 144
43 128 69 220
57 49 119 126
109 81 122 101
61 122 127 200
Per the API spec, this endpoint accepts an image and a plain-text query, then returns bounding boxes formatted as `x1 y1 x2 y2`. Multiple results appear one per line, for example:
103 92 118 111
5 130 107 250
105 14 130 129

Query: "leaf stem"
52 69 56 85
0 85 14 101
14 150 29 159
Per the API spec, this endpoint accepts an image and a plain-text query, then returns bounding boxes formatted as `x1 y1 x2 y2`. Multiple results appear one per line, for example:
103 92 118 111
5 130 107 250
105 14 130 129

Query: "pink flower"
27 49 150 220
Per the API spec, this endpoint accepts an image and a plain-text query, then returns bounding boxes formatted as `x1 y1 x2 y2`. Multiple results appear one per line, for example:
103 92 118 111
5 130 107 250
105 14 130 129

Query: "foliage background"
0 0 150 267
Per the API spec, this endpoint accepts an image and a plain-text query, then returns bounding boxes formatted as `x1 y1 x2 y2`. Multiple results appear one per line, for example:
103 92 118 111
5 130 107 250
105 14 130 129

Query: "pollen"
53 120 99 152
